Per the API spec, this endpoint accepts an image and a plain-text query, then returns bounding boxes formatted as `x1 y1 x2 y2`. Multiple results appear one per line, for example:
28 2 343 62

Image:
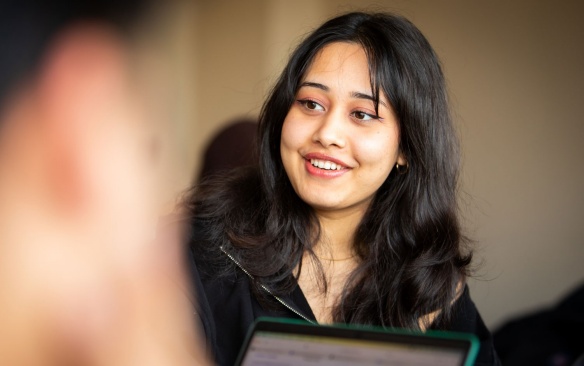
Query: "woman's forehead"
303 42 363 76
299 42 391 109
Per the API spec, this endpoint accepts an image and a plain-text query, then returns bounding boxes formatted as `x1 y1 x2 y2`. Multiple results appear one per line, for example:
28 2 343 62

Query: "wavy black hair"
188 11 471 329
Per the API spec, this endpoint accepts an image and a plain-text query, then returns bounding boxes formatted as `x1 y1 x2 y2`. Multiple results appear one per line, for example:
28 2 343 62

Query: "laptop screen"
236 318 478 366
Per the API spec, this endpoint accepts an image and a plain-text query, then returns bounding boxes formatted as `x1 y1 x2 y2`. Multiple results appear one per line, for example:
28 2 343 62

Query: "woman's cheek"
282 115 308 149
356 130 399 169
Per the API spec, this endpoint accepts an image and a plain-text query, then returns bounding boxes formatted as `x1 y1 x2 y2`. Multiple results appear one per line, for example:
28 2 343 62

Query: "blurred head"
0 0 161 245
259 12 458 219
0 2 210 365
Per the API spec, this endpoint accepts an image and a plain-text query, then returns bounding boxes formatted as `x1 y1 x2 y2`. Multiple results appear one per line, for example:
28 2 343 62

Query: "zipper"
219 246 316 325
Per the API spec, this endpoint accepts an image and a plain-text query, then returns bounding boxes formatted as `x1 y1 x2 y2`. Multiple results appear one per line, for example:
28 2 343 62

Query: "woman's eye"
298 100 325 112
352 111 379 121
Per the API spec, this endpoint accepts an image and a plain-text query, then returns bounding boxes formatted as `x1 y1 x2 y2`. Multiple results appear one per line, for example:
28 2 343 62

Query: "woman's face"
280 42 405 217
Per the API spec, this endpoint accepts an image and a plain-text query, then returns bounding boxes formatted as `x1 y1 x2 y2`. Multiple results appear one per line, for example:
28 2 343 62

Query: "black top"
187 221 501 366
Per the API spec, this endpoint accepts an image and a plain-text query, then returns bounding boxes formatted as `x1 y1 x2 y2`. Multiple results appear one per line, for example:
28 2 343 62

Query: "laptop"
235 318 479 366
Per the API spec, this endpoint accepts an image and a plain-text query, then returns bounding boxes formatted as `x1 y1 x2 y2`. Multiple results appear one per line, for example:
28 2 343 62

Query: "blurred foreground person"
0 1 208 365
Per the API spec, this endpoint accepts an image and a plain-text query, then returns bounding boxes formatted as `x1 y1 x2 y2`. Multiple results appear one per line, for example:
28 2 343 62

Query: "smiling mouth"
310 158 344 171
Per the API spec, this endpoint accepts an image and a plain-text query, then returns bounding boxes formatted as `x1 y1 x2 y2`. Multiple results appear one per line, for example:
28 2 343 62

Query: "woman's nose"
311 111 346 149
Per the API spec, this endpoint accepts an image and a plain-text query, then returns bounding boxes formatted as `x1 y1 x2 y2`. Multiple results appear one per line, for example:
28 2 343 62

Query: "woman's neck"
313 206 365 260
296 206 365 324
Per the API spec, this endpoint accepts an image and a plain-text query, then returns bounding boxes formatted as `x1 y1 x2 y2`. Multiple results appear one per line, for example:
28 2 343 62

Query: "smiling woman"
281 42 404 216
184 11 500 366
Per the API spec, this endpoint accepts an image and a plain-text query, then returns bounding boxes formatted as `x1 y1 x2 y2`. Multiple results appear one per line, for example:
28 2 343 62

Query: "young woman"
186 12 500 366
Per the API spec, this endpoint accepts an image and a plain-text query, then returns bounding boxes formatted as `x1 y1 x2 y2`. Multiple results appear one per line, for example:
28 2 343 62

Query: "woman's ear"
396 150 407 167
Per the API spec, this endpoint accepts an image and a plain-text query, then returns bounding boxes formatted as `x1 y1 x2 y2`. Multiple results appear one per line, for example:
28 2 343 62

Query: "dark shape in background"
198 118 257 182
493 282 584 366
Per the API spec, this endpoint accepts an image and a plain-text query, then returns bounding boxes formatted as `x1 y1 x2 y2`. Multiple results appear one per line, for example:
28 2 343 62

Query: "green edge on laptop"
235 317 479 366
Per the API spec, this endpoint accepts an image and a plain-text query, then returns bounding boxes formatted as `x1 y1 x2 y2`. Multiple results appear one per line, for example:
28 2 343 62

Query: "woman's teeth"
310 159 343 170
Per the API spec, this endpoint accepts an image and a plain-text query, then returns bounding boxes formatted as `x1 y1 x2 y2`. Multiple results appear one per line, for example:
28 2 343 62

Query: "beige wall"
180 0 584 329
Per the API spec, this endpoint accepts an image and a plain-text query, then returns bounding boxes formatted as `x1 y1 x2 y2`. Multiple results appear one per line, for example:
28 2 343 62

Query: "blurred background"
165 0 584 331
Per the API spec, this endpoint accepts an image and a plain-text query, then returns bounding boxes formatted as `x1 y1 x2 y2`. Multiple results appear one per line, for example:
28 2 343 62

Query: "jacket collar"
219 246 317 324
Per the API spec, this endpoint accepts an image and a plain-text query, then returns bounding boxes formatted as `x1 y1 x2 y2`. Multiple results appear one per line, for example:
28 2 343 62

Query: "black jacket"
188 222 501 366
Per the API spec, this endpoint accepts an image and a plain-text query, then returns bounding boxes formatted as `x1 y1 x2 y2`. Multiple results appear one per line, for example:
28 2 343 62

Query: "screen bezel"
235 317 479 366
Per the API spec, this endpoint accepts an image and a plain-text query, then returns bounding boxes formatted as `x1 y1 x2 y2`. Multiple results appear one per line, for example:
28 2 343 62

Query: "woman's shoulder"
449 285 502 366
448 285 483 331
187 216 229 276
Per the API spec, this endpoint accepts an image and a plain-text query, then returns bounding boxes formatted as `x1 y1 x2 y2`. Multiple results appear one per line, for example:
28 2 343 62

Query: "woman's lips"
309 158 343 171
304 152 349 168
303 152 350 178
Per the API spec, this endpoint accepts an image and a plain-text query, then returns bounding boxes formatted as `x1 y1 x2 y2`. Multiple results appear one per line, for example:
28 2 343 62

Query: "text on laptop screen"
240 331 467 366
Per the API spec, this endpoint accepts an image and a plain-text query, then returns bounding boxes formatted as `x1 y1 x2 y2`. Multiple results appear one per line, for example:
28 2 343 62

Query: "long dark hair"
187 11 471 330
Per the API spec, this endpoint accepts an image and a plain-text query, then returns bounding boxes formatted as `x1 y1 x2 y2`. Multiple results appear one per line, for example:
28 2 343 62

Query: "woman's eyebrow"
351 91 388 108
299 81 328 91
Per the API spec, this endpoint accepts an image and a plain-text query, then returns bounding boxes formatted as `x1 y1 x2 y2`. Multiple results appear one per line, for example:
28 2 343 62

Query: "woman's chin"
301 197 370 217
297 196 336 211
